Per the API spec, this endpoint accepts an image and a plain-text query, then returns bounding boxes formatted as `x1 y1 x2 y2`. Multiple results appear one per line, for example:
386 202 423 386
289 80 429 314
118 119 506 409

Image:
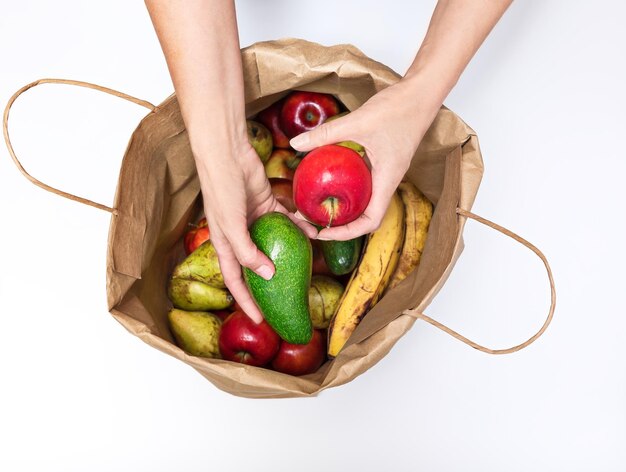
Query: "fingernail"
253 315 264 325
257 265 274 280
316 236 331 241
290 134 307 149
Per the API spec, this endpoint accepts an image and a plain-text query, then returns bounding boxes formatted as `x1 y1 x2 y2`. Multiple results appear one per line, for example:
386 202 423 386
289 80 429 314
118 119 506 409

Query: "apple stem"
322 197 339 228
236 351 250 364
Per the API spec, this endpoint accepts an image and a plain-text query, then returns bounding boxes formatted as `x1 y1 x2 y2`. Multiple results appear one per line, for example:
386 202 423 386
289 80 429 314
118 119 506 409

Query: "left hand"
289 76 441 241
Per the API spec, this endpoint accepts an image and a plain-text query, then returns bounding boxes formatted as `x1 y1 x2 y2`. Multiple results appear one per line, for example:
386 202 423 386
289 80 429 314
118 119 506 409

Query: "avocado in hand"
243 212 313 344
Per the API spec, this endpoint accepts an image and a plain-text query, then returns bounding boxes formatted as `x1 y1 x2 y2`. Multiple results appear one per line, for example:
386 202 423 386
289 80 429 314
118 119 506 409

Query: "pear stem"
287 156 302 170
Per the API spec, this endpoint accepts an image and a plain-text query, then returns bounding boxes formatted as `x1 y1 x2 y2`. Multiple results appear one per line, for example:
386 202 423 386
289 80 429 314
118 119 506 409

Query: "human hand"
289 76 441 241
194 137 317 324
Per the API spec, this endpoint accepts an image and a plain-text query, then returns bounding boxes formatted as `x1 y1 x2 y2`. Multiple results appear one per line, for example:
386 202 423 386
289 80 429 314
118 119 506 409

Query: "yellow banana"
327 191 405 358
387 182 433 291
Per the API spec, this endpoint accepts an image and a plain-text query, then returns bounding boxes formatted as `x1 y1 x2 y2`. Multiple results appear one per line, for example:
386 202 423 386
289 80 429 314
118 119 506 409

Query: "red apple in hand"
184 217 210 255
293 144 372 227
257 99 291 148
280 91 340 138
264 149 302 180
269 178 296 213
271 329 327 376
219 311 280 366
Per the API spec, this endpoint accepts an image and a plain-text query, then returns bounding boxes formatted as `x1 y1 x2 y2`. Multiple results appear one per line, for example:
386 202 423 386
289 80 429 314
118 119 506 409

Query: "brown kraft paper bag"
3 38 556 398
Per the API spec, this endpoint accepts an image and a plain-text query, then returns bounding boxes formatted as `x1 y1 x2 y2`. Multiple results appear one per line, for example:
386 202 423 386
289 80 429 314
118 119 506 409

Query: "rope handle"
3 78 157 215
404 207 556 355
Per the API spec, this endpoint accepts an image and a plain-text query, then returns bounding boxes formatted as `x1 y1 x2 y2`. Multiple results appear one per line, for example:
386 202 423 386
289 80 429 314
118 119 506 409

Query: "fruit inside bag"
166 90 433 377
4 40 553 398
96 38 488 398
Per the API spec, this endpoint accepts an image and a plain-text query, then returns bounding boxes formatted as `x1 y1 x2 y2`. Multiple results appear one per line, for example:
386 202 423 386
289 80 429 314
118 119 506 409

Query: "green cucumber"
320 236 364 276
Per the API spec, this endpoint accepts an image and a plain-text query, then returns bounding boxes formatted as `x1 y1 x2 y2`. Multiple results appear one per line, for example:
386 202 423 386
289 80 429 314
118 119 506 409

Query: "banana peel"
327 191 405 357
387 182 433 291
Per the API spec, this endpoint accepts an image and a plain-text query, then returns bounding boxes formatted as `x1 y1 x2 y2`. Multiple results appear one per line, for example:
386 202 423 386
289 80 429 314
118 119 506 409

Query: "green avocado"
243 212 313 344
319 236 364 276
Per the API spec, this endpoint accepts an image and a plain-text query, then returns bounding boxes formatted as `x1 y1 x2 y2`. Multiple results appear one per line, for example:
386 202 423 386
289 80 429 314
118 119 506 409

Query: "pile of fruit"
167 91 433 376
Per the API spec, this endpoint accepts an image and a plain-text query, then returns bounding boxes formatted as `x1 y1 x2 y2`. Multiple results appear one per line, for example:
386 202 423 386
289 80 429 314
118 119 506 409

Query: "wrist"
187 120 249 161
387 73 447 145
401 68 452 115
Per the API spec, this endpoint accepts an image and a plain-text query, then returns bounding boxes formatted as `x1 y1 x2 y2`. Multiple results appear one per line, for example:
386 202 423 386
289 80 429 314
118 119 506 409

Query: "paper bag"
104 38 482 398
4 39 555 399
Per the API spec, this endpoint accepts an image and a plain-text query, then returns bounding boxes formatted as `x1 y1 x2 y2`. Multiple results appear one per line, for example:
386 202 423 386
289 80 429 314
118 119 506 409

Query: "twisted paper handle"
3 78 157 215
404 207 556 354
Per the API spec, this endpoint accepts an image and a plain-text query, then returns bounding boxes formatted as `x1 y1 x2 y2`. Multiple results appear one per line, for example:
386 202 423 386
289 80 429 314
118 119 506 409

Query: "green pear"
168 309 222 358
172 240 225 288
247 120 273 163
336 140 366 155
308 275 344 329
168 277 233 311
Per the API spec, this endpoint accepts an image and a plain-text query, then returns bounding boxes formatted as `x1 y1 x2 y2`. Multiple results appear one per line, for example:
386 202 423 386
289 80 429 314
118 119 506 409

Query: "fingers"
316 213 380 241
289 115 349 152
210 231 265 324
273 202 318 239
223 221 275 280
316 166 399 241
316 204 388 241
210 218 274 324
289 215 318 239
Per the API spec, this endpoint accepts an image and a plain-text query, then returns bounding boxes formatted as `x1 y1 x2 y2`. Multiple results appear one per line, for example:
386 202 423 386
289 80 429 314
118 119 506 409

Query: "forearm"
145 0 246 162
404 0 513 109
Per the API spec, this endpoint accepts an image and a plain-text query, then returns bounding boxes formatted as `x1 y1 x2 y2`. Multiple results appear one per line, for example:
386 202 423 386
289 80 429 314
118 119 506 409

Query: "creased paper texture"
106 38 483 398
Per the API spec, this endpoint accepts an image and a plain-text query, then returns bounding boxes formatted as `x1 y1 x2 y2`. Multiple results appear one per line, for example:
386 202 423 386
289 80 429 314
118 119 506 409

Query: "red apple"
293 144 372 227
264 149 302 180
269 178 296 213
219 311 281 366
184 217 210 255
280 91 340 138
213 310 231 322
257 99 291 148
271 329 327 376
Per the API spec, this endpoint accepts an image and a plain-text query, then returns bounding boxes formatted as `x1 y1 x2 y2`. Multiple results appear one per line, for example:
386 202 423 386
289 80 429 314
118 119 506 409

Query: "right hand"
194 136 317 324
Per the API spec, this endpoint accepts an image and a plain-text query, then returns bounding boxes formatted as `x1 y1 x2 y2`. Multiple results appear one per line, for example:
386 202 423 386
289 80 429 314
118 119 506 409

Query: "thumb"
289 118 346 152
225 226 275 281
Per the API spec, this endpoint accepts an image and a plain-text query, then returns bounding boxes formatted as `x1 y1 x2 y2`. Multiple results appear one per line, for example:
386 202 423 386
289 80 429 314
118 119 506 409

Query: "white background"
1 1 624 470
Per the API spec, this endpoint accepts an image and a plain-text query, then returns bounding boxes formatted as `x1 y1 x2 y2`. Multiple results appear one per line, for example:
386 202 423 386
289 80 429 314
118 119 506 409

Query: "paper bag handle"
404 207 556 355
3 78 157 215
